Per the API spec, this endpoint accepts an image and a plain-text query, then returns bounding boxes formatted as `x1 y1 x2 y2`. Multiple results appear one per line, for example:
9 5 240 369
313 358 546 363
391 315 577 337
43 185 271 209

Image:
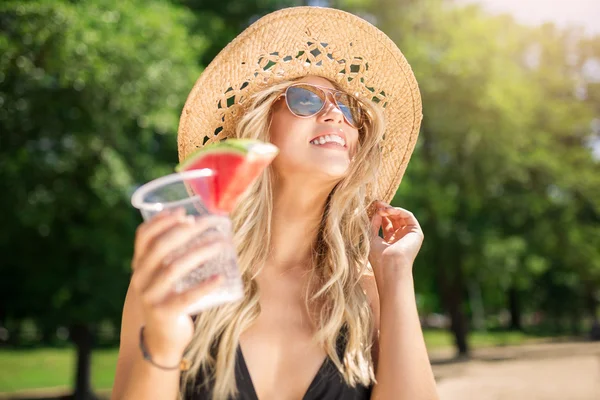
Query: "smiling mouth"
309 133 347 148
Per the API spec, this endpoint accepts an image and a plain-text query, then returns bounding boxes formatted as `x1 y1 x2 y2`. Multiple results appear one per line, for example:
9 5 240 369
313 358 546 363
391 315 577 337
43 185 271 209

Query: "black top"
184 329 373 400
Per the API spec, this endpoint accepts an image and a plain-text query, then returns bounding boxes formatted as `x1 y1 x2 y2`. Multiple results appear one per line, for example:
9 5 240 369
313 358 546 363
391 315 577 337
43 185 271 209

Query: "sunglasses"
280 83 366 129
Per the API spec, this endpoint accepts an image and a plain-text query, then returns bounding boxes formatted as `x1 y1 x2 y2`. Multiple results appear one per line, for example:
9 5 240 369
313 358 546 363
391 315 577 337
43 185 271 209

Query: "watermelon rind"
176 139 277 172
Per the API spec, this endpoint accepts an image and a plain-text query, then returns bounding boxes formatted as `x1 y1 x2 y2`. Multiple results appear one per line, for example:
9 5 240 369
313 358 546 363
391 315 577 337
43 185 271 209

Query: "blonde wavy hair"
180 78 386 400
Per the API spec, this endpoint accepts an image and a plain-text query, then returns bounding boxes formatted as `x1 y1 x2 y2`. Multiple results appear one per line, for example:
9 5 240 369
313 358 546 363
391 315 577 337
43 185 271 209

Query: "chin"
316 164 351 180
274 153 352 181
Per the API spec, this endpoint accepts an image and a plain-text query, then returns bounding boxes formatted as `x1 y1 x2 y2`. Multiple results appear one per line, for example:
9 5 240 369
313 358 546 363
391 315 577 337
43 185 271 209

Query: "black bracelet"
139 326 190 371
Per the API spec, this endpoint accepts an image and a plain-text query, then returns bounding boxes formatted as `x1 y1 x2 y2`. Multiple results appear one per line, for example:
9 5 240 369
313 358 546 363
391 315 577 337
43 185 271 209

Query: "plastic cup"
130 169 243 315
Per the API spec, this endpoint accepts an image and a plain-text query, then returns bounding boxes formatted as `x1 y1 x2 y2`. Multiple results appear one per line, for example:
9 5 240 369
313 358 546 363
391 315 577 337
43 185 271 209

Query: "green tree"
385 0 543 354
175 0 298 65
342 0 600 353
0 0 203 397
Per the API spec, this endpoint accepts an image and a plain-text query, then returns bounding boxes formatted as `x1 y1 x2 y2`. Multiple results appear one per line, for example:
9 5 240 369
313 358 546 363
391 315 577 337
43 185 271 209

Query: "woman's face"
269 76 360 182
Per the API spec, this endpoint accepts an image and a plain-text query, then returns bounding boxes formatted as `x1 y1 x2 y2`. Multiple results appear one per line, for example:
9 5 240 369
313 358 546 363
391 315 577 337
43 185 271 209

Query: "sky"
456 0 600 35
457 0 600 160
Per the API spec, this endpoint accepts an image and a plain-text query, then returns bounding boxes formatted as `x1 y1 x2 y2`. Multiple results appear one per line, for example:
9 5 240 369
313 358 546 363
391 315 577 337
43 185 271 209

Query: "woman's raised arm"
111 210 229 400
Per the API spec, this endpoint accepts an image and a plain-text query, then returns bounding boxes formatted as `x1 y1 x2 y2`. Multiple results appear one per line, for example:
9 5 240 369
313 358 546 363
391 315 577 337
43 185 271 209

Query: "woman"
112 6 439 400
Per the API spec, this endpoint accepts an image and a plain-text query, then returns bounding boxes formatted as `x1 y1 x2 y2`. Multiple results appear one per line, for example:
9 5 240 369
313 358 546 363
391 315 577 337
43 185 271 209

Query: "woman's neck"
266 175 335 273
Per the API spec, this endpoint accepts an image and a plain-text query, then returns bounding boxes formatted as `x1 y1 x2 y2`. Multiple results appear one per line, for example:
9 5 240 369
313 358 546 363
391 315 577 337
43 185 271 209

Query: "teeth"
310 134 346 147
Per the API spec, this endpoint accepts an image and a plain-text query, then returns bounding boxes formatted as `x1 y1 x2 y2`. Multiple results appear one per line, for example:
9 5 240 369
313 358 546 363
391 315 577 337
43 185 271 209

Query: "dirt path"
431 341 600 400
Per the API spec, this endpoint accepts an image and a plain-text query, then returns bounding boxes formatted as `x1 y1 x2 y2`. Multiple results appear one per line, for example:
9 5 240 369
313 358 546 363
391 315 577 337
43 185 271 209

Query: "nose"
317 95 344 125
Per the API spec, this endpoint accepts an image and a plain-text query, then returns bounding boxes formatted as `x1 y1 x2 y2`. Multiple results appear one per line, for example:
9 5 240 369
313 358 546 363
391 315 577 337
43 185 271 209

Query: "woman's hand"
369 200 424 284
130 208 230 365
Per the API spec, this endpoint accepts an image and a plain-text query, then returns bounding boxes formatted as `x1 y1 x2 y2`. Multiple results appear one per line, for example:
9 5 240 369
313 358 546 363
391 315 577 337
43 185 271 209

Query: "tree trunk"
585 288 599 340
420 123 470 357
437 241 470 356
508 286 522 331
585 287 598 323
468 280 486 331
570 312 581 335
446 289 469 355
443 219 470 356
70 323 96 400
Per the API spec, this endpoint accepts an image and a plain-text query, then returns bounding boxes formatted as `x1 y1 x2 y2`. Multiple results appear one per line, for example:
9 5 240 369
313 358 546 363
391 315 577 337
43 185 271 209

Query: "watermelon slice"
176 139 278 214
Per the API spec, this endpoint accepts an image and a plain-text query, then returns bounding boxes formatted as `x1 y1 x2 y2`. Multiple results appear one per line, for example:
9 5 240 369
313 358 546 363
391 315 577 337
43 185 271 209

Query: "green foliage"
360 0 600 331
174 0 298 65
0 0 203 331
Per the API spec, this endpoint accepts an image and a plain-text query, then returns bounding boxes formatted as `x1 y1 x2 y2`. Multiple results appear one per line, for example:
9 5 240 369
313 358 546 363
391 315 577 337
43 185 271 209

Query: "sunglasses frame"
280 83 366 129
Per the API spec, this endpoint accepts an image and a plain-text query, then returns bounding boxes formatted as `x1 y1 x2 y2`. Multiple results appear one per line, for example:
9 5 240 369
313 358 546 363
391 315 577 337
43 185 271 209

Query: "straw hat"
177 6 422 204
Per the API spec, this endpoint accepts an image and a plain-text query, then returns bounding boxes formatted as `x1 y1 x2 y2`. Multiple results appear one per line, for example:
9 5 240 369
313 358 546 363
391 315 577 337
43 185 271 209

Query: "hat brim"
177 6 422 204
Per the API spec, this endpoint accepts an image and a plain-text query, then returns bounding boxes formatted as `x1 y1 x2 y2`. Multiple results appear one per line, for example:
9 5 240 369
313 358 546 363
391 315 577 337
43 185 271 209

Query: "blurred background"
0 0 599 399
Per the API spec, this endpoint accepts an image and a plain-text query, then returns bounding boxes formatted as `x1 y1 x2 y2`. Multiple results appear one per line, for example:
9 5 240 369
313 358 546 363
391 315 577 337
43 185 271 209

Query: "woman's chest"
238 273 327 400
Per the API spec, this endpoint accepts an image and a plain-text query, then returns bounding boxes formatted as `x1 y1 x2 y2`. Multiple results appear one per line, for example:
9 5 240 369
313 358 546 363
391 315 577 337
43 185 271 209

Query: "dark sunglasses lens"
286 85 325 116
335 93 362 127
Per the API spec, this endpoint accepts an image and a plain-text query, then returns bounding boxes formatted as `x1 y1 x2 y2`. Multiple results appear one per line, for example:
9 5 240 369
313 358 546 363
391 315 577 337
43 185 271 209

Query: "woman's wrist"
373 262 414 295
140 326 189 371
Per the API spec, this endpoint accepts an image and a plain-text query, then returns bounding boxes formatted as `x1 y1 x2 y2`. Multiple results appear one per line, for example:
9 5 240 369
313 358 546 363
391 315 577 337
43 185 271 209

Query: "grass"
0 347 118 393
423 329 549 351
0 330 555 394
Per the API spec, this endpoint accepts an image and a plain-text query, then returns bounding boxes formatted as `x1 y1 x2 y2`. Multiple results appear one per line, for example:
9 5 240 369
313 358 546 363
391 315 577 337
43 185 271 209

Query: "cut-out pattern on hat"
205 78 258 148
202 38 390 150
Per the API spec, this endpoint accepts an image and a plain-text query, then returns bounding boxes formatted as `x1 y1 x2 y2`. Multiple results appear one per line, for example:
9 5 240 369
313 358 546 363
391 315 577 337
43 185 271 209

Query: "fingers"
370 209 383 238
132 213 231 294
382 216 395 235
133 218 198 290
133 209 185 267
142 236 230 305
374 201 421 228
